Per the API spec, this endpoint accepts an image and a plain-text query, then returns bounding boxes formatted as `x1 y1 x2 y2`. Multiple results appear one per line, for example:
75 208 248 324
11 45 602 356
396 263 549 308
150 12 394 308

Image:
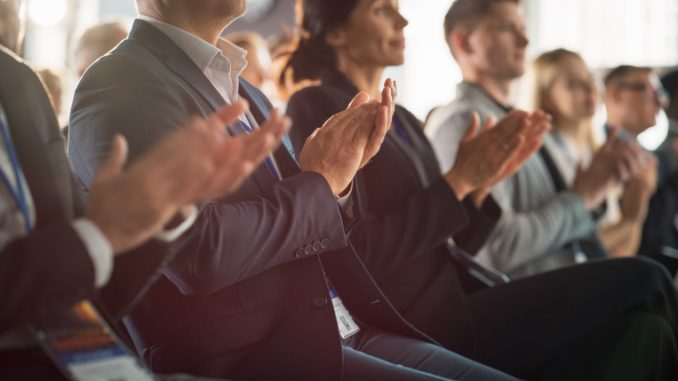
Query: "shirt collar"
138 16 248 76
458 81 513 113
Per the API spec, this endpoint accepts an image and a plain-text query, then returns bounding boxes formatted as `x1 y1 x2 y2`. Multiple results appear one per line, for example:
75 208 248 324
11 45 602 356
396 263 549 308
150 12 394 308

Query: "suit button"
304 244 314 255
295 248 305 258
321 239 329 249
312 297 329 308
312 241 321 252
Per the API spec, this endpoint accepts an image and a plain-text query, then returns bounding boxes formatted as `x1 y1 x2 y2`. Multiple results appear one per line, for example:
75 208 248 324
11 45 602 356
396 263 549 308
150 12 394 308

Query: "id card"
329 288 360 339
39 301 157 381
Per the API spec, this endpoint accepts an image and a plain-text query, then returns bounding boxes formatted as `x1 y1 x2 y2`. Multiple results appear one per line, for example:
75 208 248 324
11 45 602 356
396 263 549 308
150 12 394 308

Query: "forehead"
484 1 522 21
622 70 653 83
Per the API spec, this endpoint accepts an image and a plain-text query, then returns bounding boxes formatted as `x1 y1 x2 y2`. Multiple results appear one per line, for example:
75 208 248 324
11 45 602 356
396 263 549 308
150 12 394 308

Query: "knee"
605 257 671 286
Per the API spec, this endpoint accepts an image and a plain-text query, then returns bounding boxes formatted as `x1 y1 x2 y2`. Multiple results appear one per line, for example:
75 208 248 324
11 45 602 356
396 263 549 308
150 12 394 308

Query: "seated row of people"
2 0 678 380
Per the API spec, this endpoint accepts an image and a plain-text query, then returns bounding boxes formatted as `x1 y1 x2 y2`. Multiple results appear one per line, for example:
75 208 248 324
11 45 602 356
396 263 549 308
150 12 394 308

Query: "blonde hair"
529 48 598 148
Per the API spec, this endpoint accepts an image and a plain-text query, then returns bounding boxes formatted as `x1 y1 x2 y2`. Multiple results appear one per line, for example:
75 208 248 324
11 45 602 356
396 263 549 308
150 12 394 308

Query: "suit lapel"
238 81 301 180
387 111 432 187
127 20 226 112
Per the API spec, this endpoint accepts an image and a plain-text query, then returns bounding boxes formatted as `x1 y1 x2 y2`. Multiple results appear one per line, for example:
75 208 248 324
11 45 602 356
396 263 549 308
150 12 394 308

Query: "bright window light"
28 0 68 27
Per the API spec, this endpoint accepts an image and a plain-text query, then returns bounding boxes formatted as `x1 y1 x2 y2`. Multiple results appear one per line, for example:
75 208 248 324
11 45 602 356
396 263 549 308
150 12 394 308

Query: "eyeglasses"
617 81 669 106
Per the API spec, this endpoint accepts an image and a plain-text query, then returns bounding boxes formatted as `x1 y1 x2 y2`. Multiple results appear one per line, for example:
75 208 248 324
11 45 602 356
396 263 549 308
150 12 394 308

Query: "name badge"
39 301 156 381
329 288 360 339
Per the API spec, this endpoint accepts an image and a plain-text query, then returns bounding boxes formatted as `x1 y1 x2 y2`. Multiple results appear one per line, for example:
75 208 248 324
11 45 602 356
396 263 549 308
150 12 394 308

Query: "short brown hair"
444 0 519 39
604 65 652 87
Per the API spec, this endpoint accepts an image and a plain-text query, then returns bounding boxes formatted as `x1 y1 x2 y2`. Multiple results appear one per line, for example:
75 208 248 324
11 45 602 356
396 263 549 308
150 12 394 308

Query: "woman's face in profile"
545 56 598 124
332 0 409 68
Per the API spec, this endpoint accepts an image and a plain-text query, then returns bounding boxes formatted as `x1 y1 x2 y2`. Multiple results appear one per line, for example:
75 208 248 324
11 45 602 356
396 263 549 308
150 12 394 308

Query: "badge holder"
38 301 157 381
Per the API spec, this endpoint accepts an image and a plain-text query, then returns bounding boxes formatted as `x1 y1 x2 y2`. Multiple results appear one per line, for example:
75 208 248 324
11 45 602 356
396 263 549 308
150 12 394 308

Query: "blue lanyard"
239 118 281 182
0 118 32 232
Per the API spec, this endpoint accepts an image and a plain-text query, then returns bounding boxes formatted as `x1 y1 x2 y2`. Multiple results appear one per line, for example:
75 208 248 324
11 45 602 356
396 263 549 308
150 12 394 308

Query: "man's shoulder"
425 98 474 139
79 39 166 88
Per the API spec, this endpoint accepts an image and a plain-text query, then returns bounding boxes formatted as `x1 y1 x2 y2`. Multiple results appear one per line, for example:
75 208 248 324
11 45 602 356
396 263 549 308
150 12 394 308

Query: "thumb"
575 162 585 179
348 92 371 109
462 112 480 142
97 134 128 180
484 116 497 131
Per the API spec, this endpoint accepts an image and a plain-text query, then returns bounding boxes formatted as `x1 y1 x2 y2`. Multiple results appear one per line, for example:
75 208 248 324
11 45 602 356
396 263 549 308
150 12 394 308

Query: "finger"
348 92 371 109
381 83 395 118
212 100 249 130
362 105 390 167
462 112 481 142
601 127 620 153
483 116 497 131
240 118 287 164
97 134 128 180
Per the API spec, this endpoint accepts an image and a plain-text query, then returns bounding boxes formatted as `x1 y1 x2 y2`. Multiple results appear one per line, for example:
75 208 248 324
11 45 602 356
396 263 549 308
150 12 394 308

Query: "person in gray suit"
426 0 646 279
0 43 284 380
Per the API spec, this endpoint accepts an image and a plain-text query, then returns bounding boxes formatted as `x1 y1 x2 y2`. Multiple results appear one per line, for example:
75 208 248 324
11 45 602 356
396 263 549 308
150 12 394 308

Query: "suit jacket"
68 20 429 381
286 70 501 355
0 46 177 379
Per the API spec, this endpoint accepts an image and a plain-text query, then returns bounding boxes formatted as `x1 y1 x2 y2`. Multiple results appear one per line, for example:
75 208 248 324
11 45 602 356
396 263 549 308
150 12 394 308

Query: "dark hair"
444 0 519 40
604 65 652 87
277 0 359 89
661 70 678 100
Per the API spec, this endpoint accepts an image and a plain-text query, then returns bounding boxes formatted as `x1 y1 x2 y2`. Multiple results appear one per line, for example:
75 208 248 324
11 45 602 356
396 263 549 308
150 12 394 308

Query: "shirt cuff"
154 205 198 243
337 182 354 218
72 218 114 288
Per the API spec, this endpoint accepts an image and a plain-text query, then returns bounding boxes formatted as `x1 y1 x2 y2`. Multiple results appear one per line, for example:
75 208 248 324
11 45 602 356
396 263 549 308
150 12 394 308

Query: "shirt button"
312 297 329 308
304 244 314 255
320 239 330 250
295 248 305 258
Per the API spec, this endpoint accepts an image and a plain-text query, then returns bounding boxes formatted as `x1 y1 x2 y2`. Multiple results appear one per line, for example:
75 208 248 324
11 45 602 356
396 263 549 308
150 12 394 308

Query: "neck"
336 55 384 100
606 114 640 138
139 6 231 45
462 68 513 106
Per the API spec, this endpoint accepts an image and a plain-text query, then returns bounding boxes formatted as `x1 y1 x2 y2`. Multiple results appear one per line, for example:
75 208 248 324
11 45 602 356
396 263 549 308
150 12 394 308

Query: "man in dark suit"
0 42 283 380
68 1 523 380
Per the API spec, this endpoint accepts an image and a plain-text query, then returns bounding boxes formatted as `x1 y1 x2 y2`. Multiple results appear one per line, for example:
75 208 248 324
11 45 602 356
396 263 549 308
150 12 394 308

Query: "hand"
620 153 658 222
573 129 644 210
85 101 285 254
444 110 533 200
298 83 392 196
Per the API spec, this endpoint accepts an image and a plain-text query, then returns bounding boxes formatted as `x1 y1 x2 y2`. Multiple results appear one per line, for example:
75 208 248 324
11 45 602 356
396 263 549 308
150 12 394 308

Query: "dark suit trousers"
343 327 519 381
465 257 678 380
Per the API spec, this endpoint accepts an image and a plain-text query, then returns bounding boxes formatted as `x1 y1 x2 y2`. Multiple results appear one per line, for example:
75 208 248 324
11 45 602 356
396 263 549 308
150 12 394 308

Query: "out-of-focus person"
73 21 128 78
34 67 64 120
656 70 678 178
425 0 644 279
531 49 656 259
605 65 678 272
0 0 21 54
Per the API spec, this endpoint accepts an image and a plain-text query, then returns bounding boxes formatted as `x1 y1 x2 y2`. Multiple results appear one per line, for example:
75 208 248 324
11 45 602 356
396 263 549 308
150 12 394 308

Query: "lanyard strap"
239 117 282 182
0 118 32 232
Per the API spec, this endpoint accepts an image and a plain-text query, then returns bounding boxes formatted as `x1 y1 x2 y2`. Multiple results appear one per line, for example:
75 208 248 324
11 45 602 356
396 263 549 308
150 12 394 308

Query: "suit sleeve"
69 55 348 296
0 222 95 332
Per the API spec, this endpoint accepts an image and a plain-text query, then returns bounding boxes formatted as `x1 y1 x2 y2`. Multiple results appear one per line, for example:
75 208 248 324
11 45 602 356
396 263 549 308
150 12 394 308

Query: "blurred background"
18 0 678 148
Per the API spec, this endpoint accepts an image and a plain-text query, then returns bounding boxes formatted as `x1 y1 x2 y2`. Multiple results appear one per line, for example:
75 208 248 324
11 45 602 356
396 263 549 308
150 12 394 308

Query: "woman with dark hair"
283 1 678 380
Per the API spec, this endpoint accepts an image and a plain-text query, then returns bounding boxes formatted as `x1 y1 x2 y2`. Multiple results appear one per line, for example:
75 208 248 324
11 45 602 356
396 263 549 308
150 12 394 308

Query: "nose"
516 30 529 47
396 12 409 29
